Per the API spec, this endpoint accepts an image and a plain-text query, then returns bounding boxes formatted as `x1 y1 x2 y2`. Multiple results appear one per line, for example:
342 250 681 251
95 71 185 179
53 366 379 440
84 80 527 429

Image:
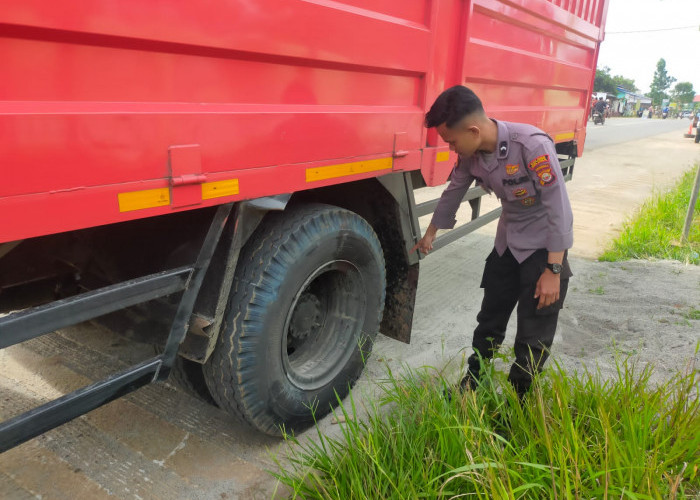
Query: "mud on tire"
203 204 386 435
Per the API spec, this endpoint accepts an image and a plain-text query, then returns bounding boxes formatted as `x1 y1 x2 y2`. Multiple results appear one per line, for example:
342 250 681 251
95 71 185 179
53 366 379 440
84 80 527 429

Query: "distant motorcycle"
592 111 605 125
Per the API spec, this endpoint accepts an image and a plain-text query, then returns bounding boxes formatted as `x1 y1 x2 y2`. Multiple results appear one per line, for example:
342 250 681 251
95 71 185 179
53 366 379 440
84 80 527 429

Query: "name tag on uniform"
502 175 529 186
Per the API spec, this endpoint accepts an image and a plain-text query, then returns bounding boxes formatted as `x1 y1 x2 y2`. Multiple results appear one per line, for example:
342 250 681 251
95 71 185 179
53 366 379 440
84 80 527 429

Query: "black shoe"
443 374 478 402
459 373 478 392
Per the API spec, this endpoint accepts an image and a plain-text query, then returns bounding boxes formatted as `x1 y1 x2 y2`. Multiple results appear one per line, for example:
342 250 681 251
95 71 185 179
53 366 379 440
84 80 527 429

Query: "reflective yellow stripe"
118 188 170 212
201 179 240 200
436 151 450 162
306 157 392 182
555 132 575 142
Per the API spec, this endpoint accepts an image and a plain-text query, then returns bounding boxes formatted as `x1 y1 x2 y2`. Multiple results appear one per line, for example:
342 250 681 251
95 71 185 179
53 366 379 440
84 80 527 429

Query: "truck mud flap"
0 203 233 452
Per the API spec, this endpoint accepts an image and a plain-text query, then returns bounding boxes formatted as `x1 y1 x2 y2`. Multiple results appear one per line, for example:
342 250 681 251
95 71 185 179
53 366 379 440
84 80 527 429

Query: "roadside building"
615 86 652 116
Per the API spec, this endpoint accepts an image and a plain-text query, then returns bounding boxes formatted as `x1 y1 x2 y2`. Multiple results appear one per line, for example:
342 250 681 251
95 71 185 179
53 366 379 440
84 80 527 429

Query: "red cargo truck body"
0 0 607 243
0 0 608 449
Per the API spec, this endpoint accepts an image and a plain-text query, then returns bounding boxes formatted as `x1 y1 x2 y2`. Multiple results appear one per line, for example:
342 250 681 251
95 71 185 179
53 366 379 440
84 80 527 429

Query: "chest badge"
520 196 537 207
513 187 528 198
505 164 519 175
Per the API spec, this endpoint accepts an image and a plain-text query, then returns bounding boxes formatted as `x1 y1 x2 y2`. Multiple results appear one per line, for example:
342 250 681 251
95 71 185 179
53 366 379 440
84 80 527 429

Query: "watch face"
550 263 562 274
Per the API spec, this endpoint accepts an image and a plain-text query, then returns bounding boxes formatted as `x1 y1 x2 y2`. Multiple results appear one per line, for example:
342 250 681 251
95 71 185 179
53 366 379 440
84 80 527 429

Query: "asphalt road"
2 121 699 500
583 116 691 151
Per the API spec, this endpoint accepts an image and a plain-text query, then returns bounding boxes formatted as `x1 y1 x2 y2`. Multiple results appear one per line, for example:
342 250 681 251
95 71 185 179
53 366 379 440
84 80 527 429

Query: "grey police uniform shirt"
431 120 574 263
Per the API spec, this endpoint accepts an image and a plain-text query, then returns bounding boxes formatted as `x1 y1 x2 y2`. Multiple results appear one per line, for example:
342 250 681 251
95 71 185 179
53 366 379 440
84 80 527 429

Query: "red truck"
0 0 608 450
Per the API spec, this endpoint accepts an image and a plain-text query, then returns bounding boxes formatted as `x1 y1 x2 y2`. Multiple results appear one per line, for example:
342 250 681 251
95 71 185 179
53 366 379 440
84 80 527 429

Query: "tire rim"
282 260 367 391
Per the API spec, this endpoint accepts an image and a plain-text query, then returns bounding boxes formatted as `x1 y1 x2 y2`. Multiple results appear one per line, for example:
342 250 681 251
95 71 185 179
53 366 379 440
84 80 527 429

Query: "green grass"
599 166 700 264
682 308 700 321
272 357 700 499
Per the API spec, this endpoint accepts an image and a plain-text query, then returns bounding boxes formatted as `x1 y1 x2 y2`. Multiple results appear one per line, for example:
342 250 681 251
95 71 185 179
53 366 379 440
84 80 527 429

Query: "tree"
594 67 616 93
594 66 638 94
649 58 676 105
670 82 695 105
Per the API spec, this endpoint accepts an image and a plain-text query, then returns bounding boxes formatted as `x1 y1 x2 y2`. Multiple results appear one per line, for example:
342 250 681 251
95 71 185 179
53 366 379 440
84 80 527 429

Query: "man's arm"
535 249 565 308
411 159 474 255
525 145 573 255
525 143 574 308
412 222 439 255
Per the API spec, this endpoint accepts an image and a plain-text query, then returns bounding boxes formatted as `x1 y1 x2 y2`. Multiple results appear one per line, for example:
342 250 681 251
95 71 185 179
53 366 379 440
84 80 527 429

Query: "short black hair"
425 85 484 128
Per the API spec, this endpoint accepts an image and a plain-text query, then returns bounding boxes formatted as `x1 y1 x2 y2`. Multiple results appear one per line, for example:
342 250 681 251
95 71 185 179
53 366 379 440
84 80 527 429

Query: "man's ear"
467 125 480 138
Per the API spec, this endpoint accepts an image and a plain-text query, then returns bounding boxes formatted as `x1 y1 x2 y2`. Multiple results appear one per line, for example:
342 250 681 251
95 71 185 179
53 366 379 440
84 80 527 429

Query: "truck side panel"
0 0 607 243
0 0 432 242
423 0 606 185
464 0 605 140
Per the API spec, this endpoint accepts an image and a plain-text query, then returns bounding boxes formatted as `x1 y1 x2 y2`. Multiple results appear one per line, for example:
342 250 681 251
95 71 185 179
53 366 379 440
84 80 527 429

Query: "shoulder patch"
528 154 550 170
538 170 556 186
528 154 556 186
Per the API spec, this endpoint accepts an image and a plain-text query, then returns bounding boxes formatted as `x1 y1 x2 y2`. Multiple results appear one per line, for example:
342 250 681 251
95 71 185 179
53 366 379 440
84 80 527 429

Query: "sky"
596 0 700 95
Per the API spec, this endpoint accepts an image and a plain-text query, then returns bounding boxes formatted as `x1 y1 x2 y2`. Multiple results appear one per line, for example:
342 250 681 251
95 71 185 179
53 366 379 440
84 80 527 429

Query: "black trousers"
467 248 571 395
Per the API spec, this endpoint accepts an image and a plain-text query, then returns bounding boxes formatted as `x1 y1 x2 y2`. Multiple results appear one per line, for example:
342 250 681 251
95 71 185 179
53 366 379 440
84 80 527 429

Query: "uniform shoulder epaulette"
529 132 554 143
509 132 526 144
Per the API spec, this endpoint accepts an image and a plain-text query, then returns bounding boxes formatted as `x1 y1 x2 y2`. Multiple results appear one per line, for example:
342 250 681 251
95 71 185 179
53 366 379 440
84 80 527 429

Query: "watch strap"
546 263 562 274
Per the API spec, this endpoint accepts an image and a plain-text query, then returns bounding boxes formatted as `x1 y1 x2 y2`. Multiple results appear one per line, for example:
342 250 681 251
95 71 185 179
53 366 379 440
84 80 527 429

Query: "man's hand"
410 224 438 255
534 270 560 309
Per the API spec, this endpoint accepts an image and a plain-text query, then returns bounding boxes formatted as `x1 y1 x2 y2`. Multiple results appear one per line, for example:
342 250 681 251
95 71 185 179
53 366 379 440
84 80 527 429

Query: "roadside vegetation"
600 166 700 264
272 355 699 499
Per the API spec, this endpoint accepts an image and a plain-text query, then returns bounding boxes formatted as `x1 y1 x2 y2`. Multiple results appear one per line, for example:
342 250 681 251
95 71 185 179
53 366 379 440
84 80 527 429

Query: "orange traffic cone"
684 121 695 138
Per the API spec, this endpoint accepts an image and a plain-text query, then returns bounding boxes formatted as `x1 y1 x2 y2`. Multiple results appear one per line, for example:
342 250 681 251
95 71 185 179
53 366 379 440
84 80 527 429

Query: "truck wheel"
153 344 218 406
203 204 386 435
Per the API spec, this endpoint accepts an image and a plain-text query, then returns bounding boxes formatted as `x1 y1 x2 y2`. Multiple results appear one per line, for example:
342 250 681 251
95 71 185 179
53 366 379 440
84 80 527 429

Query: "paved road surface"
583 116 690 151
1 122 699 499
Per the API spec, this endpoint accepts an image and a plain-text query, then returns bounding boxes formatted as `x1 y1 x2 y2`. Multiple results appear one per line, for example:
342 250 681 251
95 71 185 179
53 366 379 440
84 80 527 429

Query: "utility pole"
681 167 700 243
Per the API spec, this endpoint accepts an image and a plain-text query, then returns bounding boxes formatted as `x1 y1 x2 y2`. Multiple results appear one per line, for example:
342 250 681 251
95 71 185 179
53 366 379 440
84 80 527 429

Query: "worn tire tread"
203 204 385 434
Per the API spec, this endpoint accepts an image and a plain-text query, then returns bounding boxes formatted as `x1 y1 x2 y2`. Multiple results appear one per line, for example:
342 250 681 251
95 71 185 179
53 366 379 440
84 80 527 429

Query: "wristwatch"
546 263 563 274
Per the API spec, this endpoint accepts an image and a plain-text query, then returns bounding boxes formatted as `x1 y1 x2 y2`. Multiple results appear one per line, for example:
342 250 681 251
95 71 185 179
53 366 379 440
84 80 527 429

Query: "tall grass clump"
600 166 700 264
272 357 699 499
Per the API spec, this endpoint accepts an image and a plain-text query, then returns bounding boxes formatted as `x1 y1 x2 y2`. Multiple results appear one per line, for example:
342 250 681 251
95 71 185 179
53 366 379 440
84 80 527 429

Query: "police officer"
412 85 573 398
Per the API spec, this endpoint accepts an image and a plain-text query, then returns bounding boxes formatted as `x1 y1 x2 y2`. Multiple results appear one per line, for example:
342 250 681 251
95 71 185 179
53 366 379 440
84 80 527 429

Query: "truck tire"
153 344 217 406
203 204 386 435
